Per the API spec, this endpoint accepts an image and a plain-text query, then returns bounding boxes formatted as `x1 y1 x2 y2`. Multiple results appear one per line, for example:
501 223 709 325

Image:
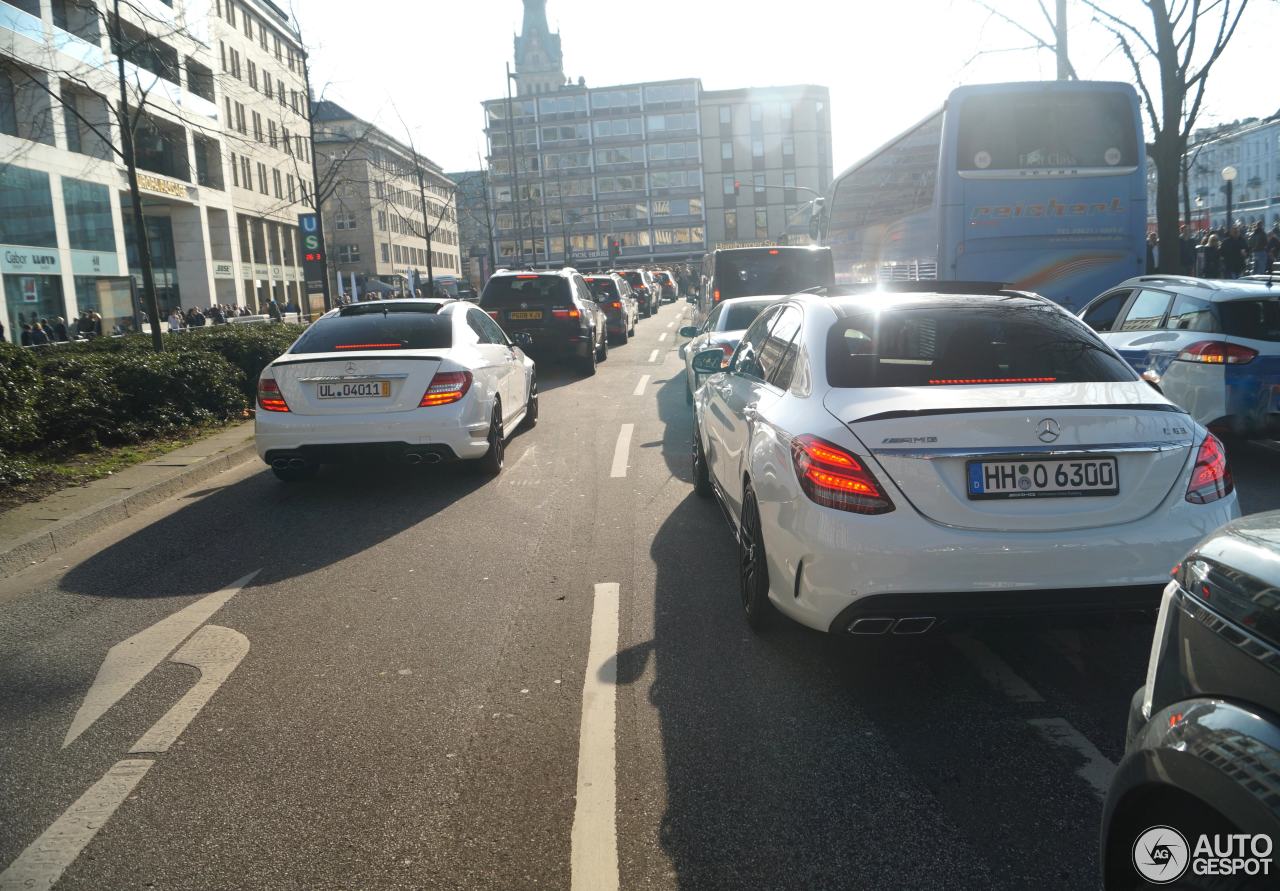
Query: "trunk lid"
824 382 1195 532
270 351 444 415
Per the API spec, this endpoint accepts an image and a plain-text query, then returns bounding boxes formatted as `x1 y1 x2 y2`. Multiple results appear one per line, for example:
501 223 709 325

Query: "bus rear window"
716 249 833 300
825 304 1135 387
1219 297 1280 342
956 91 1138 171
480 275 572 307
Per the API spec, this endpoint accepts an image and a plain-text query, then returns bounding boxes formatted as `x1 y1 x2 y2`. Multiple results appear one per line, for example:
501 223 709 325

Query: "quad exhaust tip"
848 616 937 635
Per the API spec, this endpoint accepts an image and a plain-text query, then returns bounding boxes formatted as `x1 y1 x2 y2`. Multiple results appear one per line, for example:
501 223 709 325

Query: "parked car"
1101 510 1280 890
480 268 609 376
255 299 535 481
617 269 660 317
653 269 679 303
679 296 783 404
689 286 1239 633
584 273 639 345
1080 274 1280 438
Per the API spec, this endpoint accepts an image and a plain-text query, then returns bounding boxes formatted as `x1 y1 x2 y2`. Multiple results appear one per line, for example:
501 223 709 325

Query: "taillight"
1176 341 1257 365
713 289 721 302
487 310 500 320
420 370 472 407
790 435 893 514
610 301 621 309
257 377 290 412
551 307 581 319
1185 433 1233 504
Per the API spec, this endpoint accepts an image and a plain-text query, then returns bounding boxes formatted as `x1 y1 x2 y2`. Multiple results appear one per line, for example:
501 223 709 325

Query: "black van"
696 246 834 324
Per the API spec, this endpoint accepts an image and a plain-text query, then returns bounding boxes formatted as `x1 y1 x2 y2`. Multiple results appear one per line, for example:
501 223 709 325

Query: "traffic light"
608 237 621 262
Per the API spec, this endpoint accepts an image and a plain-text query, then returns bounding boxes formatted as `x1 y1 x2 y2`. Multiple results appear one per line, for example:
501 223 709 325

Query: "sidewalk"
0 422 258 578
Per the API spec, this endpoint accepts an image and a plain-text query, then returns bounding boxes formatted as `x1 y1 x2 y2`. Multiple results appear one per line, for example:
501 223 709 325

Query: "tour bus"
815 81 1147 311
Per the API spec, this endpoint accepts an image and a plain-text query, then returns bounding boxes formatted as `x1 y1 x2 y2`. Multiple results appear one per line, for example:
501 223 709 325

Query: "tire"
477 404 505 476
692 422 712 499
272 462 318 482
686 379 693 405
521 373 538 429
597 330 609 362
739 485 776 630
613 325 629 346
580 339 597 376
629 317 637 336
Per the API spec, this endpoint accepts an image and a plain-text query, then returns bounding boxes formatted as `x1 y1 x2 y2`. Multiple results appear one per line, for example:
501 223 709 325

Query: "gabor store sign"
1 246 61 274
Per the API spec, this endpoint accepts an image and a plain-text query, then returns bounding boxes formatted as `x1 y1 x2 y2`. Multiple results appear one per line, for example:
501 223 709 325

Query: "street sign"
298 212 327 292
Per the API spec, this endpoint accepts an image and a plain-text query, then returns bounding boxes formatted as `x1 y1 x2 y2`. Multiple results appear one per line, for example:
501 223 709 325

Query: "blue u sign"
299 213 318 234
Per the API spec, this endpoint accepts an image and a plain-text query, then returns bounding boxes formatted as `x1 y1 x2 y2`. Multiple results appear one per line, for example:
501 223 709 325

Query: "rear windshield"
291 313 452 353
585 278 618 299
1219 297 1280 342
825 304 1136 388
621 272 647 288
480 275 572 307
655 272 673 284
716 248 834 300
722 300 776 330
957 91 1139 171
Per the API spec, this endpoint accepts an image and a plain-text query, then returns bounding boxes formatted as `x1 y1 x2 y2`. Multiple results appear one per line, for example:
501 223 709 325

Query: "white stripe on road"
1028 718 1116 800
950 636 1045 703
63 570 261 748
0 759 154 891
658 333 668 342
570 583 620 891
632 375 650 396
610 424 634 478
129 625 249 754
666 322 674 329
647 349 659 363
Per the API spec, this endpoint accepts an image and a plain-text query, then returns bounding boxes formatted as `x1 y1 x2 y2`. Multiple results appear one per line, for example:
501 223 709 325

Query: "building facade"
313 101 460 297
512 0 563 97
447 168 495 291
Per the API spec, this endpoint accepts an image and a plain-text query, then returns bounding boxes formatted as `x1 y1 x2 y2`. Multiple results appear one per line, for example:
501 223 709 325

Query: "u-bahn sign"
298 212 326 291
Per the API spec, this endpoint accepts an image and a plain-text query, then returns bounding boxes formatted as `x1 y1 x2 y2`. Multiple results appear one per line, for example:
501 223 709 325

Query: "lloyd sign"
1 245 61 274
298 212 326 291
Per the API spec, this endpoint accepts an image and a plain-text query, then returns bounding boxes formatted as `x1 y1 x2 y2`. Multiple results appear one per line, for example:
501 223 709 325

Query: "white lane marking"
128 625 249 754
647 349 659 363
950 636 1044 703
570 583 620 891
666 322 674 329
609 425 634 479
658 333 668 342
1027 718 1116 800
0 759 154 891
63 570 261 748
632 375 650 396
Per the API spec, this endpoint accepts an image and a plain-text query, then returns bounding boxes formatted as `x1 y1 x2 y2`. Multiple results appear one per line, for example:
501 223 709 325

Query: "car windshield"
1219 296 1280 342
480 275 572 306
291 312 453 352
717 249 834 300
622 272 647 288
721 300 776 330
826 303 1136 387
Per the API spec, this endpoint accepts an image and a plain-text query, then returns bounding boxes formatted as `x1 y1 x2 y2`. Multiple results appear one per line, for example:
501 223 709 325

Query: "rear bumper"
255 402 491 463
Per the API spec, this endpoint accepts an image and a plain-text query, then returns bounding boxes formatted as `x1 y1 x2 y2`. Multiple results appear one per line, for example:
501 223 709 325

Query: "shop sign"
1 244 61 274
270 265 282 279
135 173 191 200
70 250 120 276
212 261 235 279
253 264 269 279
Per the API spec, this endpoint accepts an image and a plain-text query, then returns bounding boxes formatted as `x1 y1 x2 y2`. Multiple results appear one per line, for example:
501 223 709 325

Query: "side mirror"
678 325 699 338
1141 368 1163 393
692 348 728 375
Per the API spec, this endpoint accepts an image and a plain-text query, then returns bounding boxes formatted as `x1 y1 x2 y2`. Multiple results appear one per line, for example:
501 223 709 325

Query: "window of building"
235 102 246 134
274 35 282 62
719 106 731 126
782 136 795 159
337 244 360 264
722 175 736 196
755 208 769 238
247 60 257 90
380 242 389 263
724 209 737 236
252 111 262 142
268 119 277 148
393 243 402 263
272 169 282 199
243 11 253 38
257 162 268 194
241 156 251 188
0 165 58 248
61 177 115 253
376 211 386 231
229 48 240 78
754 174 766 196
287 173 295 202
230 151 239 187
751 104 763 123
335 210 356 230
225 0 235 26
752 139 764 159
721 141 733 160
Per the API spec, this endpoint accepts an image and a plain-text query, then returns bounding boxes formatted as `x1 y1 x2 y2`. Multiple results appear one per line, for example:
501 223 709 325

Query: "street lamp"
1222 165 1238 229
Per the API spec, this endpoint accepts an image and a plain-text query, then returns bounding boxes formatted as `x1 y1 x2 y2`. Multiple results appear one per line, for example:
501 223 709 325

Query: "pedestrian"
90 311 103 337
168 308 183 332
1248 221 1270 274
52 316 68 341
1222 225 1247 278
29 322 49 346
1203 233 1223 278
1145 232 1159 273
210 304 226 324
267 297 283 322
19 323 32 346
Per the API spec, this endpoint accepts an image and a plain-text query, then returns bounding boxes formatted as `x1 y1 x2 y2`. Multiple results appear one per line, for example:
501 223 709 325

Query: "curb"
0 440 259 580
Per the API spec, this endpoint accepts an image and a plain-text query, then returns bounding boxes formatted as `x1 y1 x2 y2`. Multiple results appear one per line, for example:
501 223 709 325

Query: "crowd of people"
1148 219 1280 278
11 311 105 346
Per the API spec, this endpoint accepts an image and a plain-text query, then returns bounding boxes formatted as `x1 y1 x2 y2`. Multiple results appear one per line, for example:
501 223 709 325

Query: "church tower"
513 0 565 96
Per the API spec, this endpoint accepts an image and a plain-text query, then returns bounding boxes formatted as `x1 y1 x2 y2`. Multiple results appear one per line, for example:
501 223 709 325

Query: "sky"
299 0 1280 175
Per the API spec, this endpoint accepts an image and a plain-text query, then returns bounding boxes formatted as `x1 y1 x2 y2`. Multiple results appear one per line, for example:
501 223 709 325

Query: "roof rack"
1241 274 1278 287
1129 274 1219 290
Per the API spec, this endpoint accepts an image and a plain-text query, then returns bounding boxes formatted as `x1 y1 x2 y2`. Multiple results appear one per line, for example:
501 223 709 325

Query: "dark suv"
480 268 609 376
583 274 638 345
1101 510 1280 889
618 269 659 318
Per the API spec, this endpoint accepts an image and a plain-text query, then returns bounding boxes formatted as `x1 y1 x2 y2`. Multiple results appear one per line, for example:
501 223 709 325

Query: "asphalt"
0 299 1277 891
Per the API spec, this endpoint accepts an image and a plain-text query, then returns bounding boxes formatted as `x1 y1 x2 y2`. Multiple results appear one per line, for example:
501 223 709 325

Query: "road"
1 299 1278 891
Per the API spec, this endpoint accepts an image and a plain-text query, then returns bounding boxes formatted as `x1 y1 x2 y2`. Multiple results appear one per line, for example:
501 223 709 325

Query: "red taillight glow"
516 274 539 279
610 301 621 309
790 434 893 514
257 377 290 412
552 308 580 319
1176 340 1257 365
419 370 473 407
1186 433 1233 504
928 377 1057 385
334 343 403 350
713 289 721 302
487 311 500 320
768 249 780 255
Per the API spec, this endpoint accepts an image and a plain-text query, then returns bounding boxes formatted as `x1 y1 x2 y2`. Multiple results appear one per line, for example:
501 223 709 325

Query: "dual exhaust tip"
848 616 936 636
271 457 310 470
402 452 443 466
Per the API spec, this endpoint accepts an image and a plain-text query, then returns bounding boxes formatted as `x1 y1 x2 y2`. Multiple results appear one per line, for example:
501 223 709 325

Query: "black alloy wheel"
739 485 775 630
691 421 712 498
597 328 609 362
580 336 597 376
522 374 538 429
478 404 505 476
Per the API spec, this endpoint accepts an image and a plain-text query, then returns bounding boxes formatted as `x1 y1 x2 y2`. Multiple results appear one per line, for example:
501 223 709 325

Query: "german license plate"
967 457 1118 499
508 311 542 320
317 381 390 399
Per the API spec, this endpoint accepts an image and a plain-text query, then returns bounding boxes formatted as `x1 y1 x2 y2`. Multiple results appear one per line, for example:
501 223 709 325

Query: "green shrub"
0 344 41 452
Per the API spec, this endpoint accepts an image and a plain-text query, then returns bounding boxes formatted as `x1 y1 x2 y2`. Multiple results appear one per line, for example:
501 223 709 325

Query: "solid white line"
0 759 154 891
129 625 249 754
647 349 659 363
570 583 620 891
632 375 650 396
950 636 1044 703
63 570 261 748
658 332 668 342
1028 718 1116 799
609 424 634 478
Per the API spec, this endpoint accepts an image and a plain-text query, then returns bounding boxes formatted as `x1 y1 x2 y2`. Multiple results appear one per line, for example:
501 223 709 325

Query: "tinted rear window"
716 248 834 300
585 278 618 298
622 272 647 288
292 313 452 352
722 300 775 330
480 275 571 307
957 91 1139 171
1219 297 1280 342
826 304 1136 387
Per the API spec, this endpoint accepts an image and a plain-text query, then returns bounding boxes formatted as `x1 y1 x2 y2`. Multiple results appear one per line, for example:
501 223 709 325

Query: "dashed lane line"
609 424 634 478
950 636 1045 703
570 583 621 891
1028 718 1116 800
633 375 650 396
666 322 674 329
658 333 668 342
647 349 660 363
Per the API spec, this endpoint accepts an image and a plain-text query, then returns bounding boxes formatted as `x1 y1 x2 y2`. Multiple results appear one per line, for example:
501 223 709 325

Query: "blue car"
1080 275 1280 438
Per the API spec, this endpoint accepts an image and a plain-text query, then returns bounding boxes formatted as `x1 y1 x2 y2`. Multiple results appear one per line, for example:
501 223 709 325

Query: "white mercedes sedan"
689 288 1240 635
678 295 783 404
255 299 535 481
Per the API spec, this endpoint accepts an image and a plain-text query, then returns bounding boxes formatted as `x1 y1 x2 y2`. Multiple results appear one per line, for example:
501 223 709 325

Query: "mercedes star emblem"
1037 418 1061 443
345 362 357 375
